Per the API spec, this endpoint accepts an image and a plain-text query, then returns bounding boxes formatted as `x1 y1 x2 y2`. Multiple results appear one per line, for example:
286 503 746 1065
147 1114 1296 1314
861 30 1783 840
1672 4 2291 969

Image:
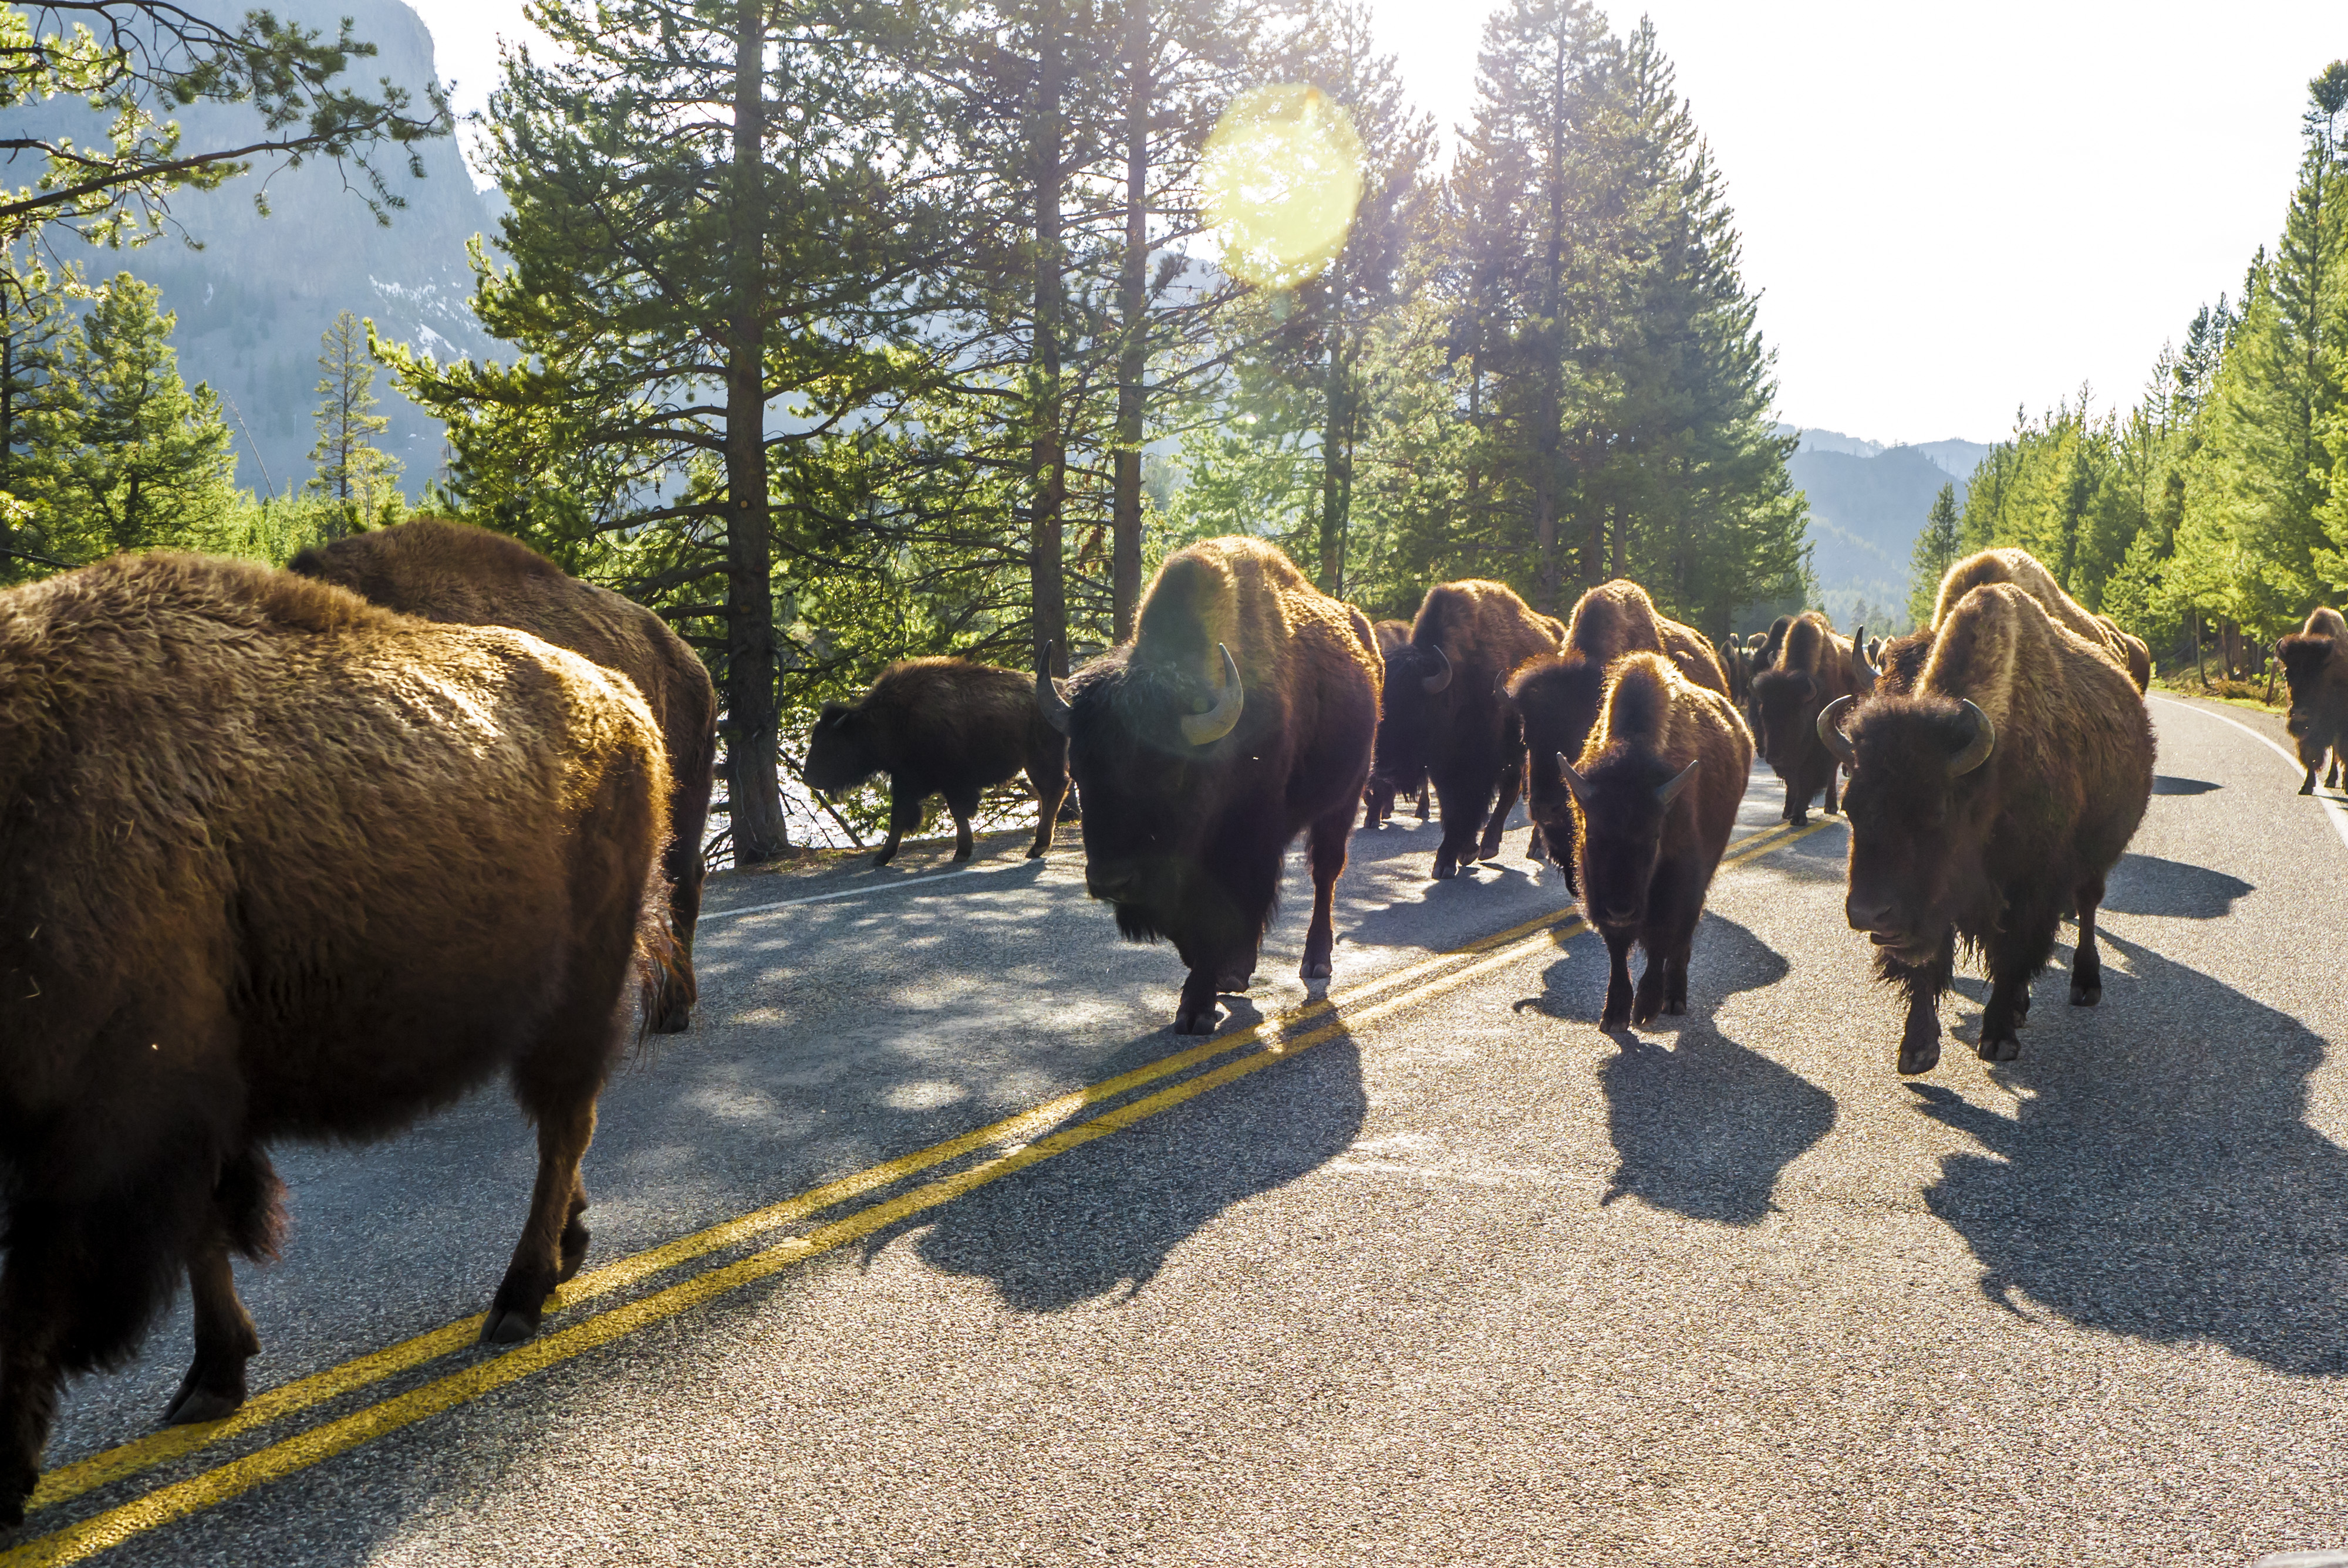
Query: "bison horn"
1420 643 1453 694
1949 698 1995 777
1179 643 1245 746
1851 633 1880 697
1657 757 1699 806
1816 695 1857 768
1035 643 1074 737
1557 753 1588 806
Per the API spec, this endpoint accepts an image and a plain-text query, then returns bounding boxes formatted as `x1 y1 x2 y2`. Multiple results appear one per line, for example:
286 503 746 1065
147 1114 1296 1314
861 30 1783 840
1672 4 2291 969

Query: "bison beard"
804 657 1069 865
291 518 717 1035
0 554 672 1525
1821 582 2153 1075
1038 538 1381 1035
2277 606 2348 796
1558 654 1752 1029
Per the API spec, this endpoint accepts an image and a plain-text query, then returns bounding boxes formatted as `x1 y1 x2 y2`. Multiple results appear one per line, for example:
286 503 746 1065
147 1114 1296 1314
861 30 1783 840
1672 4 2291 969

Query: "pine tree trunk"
724 0 788 861
1318 337 1347 596
1530 24 1569 613
1030 0 1069 676
1109 0 1148 643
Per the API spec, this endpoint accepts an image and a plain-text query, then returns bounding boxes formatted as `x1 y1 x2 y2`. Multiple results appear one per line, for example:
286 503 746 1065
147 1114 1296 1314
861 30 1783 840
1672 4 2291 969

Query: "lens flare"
1202 84 1365 291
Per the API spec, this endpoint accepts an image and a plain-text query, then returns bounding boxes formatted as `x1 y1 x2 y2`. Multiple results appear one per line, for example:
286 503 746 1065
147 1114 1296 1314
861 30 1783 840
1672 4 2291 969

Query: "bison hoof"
1025 842 1047 859
0 1481 26 1531
1432 854 1459 880
1172 1006 1221 1036
162 1383 242 1427
1897 1042 1941 1075
2070 981 2101 1006
1215 969 1254 993
2300 780 2315 796
1300 957 1333 981
480 1307 542 1346
1788 812 1809 827
1976 1032 2021 1063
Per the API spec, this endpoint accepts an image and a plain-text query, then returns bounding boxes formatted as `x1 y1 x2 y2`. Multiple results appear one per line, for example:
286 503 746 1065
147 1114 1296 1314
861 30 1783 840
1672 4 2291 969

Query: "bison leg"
1823 763 1841 816
943 783 981 863
0 1234 68 1526
1300 805 1353 982
875 778 928 867
1025 761 1067 859
484 1097 599 1346
1173 965 1223 1035
2329 747 2343 789
1881 936 1954 1075
2069 875 2107 1007
1631 947 1668 1027
1432 778 1489 880
165 1243 259 1427
1526 822 1549 864
1414 781 1429 822
1599 927 1637 1032
650 832 705 1036
1782 775 1807 827
1480 753 1524 861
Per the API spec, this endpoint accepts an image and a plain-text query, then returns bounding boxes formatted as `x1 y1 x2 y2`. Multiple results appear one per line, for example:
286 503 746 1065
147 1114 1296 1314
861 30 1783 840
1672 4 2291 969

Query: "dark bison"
1376 580 1565 879
1819 582 2153 1074
292 518 716 1035
1362 619 1428 826
0 553 673 1525
804 657 1068 865
1037 537 1380 1035
2278 606 2348 794
1509 579 1730 894
1719 636 1753 705
1747 611 1860 825
1559 653 1752 1029
1931 547 2150 693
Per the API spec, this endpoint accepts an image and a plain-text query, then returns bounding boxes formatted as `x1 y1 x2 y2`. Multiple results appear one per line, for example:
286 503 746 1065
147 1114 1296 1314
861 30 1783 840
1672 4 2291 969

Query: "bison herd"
0 520 2337 1526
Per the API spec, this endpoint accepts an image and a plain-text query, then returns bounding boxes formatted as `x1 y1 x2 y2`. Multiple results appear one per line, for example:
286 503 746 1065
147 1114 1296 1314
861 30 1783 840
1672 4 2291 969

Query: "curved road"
9 697 2348 1566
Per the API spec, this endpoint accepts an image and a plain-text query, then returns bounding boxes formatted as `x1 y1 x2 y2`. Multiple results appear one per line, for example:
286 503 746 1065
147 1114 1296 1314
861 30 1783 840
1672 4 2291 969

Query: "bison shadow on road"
2151 775 2221 796
1914 928 2348 1377
2097 852 2252 919
1519 914 1835 1228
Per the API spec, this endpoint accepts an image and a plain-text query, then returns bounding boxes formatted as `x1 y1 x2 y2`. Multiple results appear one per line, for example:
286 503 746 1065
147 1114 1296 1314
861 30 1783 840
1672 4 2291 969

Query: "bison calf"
0 554 672 1525
1558 654 1752 1029
2278 607 2348 795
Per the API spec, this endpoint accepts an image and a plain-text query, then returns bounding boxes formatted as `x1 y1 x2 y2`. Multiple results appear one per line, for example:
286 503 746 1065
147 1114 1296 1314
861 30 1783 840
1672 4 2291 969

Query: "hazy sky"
408 0 2346 447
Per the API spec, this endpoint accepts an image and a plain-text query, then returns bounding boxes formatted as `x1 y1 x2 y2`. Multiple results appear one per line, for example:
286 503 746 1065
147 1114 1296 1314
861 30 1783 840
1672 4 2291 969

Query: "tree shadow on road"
1914 929 2348 1376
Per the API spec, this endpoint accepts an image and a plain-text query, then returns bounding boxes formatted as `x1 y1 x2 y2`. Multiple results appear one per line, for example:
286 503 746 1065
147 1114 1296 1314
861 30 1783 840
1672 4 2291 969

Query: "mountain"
1778 427 1992 629
1 0 501 493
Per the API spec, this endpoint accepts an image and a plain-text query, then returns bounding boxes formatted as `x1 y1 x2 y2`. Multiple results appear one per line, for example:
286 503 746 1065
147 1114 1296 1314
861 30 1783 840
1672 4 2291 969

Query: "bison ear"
1558 753 1588 806
1948 699 1995 777
1035 643 1074 737
1816 695 1857 768
1656 757 1699 807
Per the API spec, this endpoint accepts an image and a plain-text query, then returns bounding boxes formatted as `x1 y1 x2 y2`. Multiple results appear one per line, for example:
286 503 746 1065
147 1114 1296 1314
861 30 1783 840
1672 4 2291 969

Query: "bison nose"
1602 901 1639 925
1087 868 1139 903
1846 893 1897 934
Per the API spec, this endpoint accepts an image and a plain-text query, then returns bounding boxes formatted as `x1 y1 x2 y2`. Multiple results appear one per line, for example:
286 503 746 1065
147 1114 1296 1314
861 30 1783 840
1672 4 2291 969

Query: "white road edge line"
2149 694 2348 853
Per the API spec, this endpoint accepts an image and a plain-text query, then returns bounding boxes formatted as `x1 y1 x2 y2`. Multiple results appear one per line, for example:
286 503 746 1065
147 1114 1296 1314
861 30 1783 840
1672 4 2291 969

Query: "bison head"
1559 748 1700 930
1818 693 1995 966
802 701 883 795
1371 642 1450 793
2277 631 2338 740
1036 641 1250 945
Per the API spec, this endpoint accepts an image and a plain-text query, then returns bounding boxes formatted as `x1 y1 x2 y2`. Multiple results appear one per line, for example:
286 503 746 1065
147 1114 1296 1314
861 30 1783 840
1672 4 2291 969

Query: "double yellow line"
8 817 1830 1567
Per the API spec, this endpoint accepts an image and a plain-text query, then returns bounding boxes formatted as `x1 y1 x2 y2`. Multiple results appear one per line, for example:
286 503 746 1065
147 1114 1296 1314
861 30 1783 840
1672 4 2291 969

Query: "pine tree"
0 245 84 579
1907 482 1961 625
306 310 401 536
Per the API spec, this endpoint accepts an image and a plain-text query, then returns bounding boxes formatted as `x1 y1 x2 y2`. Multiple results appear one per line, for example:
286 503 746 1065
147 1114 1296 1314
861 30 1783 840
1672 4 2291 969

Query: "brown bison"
803 657 1068 865
1375 579 1565 879
1362 619 1428 826
291 518 716 1035
1037 538 1379 1035
0 554 672 1525
1559 653 1752 1029
2278 606 2348 795
1509 580 1730 893
1931 547 2150 693
1747 611 1860 824
1819 582 2153 1074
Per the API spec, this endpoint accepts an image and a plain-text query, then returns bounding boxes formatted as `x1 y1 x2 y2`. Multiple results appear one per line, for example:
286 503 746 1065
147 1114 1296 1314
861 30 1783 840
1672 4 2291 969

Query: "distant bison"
1560 653 1752 1029
804 657 1068 865
2278 606 2348 795
1932 547 2150 692
1039 538 1380 1034
1510 579 1730 893
292 518 716 1034
1363 619 1429 826
1747 611 1859 824
1376 580 1564 879
1820 582 2153 1074
0 554 672 1525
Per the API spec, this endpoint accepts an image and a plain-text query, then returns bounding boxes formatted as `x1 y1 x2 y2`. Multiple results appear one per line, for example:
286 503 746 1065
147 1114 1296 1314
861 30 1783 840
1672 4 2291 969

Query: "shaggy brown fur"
1748 611 1859 824
1362 619 1428 826
1824 583 2153 1075
1041 538 1381 1035
2278 605 2348 795
1931 547 2149 692
803 657 1067 864
1377 579 1566 880
0 553 671 1523
292 519 716 1033
1561 654 1752 1029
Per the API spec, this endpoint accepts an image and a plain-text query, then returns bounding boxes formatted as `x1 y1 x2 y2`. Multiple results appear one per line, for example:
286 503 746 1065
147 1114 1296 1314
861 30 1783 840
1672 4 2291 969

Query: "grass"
2150 667 2288 714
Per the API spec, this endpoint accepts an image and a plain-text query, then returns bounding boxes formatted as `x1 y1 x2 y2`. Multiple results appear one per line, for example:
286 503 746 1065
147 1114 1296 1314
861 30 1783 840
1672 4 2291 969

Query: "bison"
1931 547 2150 693
1509 580 1730 894
1375 580 1565 879
1363 619 1429 826
1747 611 1860 824
2277 606 2348 795
291 518 716 1035
0 553 673 1526
1037 537 1380 1035
804 657 1068 865
1819 582 2153 1074
1558 653 1753 1029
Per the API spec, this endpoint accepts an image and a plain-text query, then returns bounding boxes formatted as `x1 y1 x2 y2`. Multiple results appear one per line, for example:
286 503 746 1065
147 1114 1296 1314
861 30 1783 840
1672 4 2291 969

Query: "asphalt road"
10 695 2348 1567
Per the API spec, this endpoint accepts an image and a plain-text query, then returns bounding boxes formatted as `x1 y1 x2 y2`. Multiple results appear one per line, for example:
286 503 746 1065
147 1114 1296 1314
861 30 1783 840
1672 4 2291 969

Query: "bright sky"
407 0 2346 448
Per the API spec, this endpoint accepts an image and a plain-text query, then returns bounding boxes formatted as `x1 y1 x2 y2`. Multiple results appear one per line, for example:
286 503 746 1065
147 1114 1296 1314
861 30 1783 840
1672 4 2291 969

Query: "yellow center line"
14 817 1834 1559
